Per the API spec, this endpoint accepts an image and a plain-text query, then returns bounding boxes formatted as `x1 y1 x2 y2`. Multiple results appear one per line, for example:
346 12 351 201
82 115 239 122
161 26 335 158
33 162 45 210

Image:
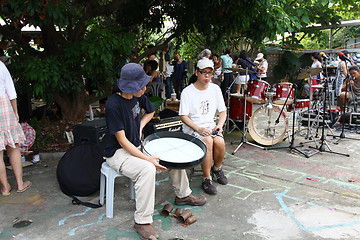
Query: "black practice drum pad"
143 132 207 169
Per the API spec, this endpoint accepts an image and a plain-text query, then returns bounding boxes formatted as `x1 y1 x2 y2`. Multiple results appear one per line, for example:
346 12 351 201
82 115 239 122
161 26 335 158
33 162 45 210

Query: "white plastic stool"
99 162 135 218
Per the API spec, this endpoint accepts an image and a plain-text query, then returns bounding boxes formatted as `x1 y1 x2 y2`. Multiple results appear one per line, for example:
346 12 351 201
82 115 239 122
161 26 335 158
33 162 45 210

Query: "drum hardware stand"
308 94 335 140
232 90 266 154
224 77 241 134
314 64 336 137
306 67 350 158
304 73 319 141
266 84 308 157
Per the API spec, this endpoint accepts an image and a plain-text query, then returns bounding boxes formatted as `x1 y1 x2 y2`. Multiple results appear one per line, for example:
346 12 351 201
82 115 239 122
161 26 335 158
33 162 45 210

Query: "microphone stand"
306 58 349 157
266 84 308 157
232 68 265 154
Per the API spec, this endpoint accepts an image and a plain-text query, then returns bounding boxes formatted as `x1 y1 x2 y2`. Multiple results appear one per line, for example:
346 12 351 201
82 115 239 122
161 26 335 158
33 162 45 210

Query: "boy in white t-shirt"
179 58 227 195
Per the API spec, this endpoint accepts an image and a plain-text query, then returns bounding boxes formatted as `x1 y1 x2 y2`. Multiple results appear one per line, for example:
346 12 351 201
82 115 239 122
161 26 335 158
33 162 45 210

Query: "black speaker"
74 118 108 149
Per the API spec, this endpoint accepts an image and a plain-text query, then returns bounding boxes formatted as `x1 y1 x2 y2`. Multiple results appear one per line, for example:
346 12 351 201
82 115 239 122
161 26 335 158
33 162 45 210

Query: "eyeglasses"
198 70 213 76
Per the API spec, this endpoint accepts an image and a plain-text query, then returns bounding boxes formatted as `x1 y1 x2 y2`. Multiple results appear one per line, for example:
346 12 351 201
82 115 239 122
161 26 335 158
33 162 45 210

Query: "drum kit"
224 68 295 151
227 67 344 157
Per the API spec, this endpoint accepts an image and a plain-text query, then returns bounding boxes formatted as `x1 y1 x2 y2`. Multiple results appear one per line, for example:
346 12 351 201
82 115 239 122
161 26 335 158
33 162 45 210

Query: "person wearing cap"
103 63 206 240
254 53 268 81
179 58 228 195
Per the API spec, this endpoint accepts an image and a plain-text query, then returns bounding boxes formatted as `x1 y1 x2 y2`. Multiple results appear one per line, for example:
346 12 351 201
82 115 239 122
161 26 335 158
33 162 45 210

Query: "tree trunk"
53 89 89 122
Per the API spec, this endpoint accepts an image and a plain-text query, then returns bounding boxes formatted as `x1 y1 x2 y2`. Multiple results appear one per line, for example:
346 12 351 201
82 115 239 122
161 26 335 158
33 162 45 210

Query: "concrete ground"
1 110 360 240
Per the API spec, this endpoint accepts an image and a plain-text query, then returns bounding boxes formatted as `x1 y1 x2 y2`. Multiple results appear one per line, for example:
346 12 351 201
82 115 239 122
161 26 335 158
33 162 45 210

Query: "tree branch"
133 32 178 63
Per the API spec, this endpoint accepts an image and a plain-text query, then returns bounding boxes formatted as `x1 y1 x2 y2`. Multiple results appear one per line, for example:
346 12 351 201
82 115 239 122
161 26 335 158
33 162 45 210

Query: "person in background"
335 50 351 107
212 54 222 87
171 53 188 100
198 49 212 60
220 48 234 101
0 61 32 196
143 45 159 72
164 55 174 99
180 58 228 195
254 53 268 81
235 50 252 95
303 52 323 99
338 65 360 112
145 60 161 83
104 63 206 240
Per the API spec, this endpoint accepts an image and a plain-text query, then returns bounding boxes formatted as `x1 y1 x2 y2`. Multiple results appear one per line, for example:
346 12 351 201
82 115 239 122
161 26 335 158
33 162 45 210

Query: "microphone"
339 52 352 62
319 52 329 59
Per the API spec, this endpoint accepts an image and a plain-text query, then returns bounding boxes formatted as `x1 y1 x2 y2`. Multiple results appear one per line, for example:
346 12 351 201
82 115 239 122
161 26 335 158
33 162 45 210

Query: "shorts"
235 75 249 85
183 127 223 141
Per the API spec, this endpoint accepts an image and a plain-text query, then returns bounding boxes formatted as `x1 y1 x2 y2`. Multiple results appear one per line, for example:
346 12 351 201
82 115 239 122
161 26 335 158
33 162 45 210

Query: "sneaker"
134 222 158 240
175 194 207 206
202 178 217 195
211 167 228 185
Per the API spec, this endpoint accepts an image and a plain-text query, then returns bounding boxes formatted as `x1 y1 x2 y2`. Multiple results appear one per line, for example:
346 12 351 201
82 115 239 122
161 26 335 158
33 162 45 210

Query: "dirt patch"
30 120 75 153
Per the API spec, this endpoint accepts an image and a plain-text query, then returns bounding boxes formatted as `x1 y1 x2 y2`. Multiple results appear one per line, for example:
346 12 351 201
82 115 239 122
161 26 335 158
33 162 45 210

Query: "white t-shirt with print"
179 83 226 133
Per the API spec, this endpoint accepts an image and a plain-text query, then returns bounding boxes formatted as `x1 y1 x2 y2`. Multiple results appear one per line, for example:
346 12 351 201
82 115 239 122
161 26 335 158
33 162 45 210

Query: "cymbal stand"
315 63 336 136
224 76 241 134
267 84 308 157
232 87 266 155
304 73 318 142
306 62 350 157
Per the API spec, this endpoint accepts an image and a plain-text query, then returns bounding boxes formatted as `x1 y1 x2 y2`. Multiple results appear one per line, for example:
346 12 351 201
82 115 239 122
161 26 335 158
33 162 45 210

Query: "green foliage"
1 0 358 120
9 55 62 102
272 51 301 81
332 26 360 49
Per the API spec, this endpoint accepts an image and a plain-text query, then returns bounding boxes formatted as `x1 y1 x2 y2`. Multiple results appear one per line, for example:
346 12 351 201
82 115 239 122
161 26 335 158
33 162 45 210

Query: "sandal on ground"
1 187 12 196
17 182 32 193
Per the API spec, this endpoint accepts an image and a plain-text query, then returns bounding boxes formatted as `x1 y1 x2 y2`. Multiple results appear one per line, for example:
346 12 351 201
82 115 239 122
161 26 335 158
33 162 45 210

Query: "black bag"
57 143 104 208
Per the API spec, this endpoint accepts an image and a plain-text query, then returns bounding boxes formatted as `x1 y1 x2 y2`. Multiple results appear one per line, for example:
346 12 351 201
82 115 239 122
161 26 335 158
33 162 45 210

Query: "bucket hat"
117 63 151 93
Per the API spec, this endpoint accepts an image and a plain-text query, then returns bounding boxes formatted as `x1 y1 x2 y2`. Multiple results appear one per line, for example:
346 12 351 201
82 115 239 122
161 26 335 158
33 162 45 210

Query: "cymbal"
312 84 324 89
297 68 323 80
225 67 256 74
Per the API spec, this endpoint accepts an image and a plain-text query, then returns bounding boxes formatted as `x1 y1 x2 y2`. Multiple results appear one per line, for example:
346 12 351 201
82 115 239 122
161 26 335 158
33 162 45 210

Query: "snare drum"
246 79 270 104
229 93 252 121
287 99 310 111
295 99 309 109
273 82 294 105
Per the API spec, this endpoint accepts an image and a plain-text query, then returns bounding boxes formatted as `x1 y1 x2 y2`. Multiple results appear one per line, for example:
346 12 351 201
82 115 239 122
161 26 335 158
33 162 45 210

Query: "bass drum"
248 105 288 146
